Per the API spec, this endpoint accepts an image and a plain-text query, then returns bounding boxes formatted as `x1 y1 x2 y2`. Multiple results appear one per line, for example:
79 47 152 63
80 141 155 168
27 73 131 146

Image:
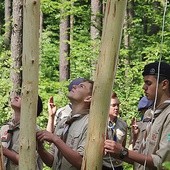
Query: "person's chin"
110 115 117 119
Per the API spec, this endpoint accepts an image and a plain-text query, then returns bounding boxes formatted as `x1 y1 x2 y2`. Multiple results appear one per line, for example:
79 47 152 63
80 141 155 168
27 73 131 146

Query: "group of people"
0 61 170 170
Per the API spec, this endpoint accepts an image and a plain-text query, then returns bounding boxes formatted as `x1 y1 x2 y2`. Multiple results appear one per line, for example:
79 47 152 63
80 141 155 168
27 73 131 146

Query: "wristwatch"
119 147 129 159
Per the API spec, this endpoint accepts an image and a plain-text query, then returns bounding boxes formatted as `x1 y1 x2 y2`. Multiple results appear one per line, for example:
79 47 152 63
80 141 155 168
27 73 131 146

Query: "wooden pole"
0 140 4 170
19 0 40 169
81 0 127 169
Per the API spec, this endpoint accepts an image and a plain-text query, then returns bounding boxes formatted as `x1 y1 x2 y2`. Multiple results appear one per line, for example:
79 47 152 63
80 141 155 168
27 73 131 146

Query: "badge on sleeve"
167 134 170 142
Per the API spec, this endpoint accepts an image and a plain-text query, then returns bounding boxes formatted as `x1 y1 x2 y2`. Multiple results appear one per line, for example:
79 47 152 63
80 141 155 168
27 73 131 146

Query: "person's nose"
115 105 119 110
142 84 146 90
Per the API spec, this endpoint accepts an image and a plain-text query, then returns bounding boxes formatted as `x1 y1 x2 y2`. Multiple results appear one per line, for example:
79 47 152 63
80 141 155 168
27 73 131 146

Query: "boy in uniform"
104 62 170 170
0 95 43 170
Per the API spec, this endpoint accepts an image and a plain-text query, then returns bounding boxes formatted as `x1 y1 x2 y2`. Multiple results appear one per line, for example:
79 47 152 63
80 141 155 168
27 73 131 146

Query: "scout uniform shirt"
134 100 170 170
51 110 89 170
55 104 72 127
103 118 128 168
0 120 43 170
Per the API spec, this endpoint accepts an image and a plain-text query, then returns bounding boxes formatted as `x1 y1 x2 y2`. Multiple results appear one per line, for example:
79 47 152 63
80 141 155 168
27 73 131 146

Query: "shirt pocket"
116 129 125 143
148 124 160 151
66 131 81 149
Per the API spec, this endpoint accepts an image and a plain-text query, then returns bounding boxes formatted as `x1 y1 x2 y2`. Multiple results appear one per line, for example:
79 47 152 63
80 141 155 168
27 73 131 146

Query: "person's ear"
161 79 169 90
84 96 92 103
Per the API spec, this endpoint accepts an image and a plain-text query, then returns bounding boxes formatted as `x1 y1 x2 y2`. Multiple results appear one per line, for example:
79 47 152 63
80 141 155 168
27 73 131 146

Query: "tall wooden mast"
81 0 127 169
19 0 40 169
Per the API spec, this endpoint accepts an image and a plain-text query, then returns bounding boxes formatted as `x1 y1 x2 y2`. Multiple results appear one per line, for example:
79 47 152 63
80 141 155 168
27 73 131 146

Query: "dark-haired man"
104 62 170 170
37 79 94 170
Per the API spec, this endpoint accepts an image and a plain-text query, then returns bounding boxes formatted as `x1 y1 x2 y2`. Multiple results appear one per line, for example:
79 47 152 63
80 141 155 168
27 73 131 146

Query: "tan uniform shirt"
51 111 89 170
134 104 170 170
103 118 128 168
0 121 43 170
55 104 72 127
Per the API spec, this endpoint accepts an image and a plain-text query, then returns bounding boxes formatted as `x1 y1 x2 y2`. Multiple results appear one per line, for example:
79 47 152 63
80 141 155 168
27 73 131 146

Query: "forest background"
0 0 170 169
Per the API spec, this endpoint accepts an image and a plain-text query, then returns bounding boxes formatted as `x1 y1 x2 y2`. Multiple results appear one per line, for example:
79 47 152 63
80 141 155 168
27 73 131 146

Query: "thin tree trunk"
91 0 102 78
91 0 102 39
10 0 23 97
0 140 4 170
59 5 70 81
81 0 127 169
4 0 12 49
19 0 40 169
124 2 130 72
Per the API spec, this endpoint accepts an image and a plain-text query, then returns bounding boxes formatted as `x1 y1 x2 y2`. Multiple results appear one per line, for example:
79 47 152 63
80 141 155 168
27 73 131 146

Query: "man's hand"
131 117 139 137
48 96 57 118
104 140 123 158
36 130 58 144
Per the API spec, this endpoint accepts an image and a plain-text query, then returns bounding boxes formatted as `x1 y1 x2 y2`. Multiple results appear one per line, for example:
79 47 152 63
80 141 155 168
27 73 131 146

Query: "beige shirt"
103 118 128 168
0 121 43 170
55 104 72 127
51 111 89 170
134 105 170 170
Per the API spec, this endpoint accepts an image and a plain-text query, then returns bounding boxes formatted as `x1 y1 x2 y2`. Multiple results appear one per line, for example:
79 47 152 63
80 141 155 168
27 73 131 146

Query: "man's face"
67 81 92 102
109 97 120 118
10 96 21 109
143 75 157 100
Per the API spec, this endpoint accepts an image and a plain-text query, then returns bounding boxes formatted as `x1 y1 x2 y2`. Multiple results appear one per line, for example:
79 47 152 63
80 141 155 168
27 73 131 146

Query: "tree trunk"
4 0 12 49
19 0 40 169
91 0 102 39
10 0 23 97
91 0 102 78
59 3 70 81
81 0 127 169
0 140 4 170
124 1 130 74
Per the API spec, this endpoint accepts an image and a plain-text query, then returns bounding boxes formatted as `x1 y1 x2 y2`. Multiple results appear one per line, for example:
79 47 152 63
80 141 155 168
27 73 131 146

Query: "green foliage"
40 31 59 81
163 162 170 170
1 1 170 169
0 36 12 125
70 27 93 79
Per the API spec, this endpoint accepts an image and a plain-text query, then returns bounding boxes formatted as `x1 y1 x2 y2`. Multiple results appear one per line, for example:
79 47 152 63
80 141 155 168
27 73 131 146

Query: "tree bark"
59 3 70 81
124 1 130 75
19 0 40 169
10 0 23 97
91 0 102 39
91 0 102 78
4 0 12 49
81 0 127 169
0 140 4 170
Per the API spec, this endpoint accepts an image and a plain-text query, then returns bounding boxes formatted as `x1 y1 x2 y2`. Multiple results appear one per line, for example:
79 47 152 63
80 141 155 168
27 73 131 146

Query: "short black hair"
83 79 94 95
37 95 43 116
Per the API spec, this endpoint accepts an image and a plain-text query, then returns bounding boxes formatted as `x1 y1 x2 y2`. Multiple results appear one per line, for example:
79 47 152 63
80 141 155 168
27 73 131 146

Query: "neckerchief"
107 119 117 142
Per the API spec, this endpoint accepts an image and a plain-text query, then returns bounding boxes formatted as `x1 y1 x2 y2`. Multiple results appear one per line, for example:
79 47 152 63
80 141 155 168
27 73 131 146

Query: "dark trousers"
102 165 123 170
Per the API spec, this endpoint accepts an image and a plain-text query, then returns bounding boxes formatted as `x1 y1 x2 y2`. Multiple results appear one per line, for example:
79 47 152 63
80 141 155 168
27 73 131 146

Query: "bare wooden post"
19 0 40 169
0 140 4 170
81 0 127 169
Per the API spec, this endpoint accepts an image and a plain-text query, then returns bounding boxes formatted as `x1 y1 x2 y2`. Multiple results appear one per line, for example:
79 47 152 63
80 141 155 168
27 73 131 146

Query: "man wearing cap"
37 79 94 170
46 78 85 133
138 96 153 119
104 61 170 170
